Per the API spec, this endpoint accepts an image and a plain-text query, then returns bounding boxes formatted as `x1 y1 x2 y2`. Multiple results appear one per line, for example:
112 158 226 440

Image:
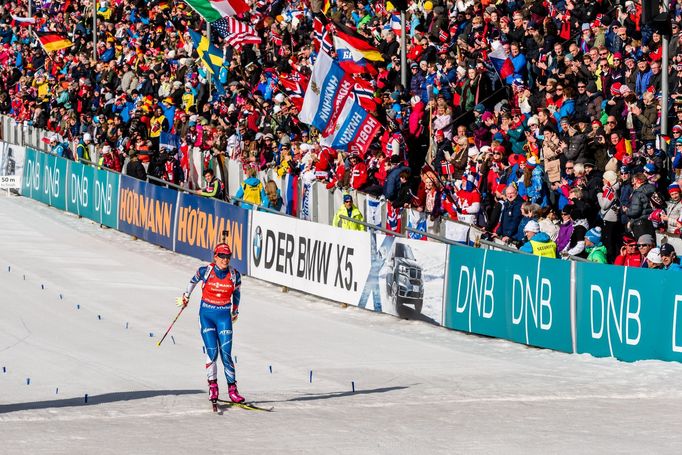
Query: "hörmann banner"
118 175 178 251
576 262 682 362
174 192 249 274
444 247 572 353
250 210 370 304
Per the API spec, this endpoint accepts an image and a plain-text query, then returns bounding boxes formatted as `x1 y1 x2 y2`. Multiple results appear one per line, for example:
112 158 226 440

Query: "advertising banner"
118 175 178 251
444 247 572 353
66 160 119 229
250 210 370 304
357 231 446 324
21 147 68 210
0 141 25 190
576 263 682 362
174 193 249 274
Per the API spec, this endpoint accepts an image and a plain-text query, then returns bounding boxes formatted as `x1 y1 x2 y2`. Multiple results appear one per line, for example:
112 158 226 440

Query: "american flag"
213 17 262 47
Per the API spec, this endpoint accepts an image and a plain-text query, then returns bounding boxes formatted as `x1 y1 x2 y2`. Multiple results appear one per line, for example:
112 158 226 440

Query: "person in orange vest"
179 243 245 407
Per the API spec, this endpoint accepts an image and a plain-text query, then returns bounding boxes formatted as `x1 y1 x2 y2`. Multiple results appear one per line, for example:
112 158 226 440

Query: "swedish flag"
188 29 224 74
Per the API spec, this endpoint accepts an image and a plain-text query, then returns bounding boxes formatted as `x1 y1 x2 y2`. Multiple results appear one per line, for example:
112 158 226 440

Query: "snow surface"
2 195 682 454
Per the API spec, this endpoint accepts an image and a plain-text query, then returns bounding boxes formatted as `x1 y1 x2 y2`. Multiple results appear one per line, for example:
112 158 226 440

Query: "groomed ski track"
1 195 682 454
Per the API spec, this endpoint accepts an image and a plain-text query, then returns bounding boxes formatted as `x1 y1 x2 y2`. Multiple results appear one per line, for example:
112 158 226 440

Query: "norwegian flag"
313 16 334 54
213 17 262 47
321 27 333 54
313 16 325 51
279 71 309 110
271 29 283 47
439 29 449 43
352 77 376 111
386 201 402 234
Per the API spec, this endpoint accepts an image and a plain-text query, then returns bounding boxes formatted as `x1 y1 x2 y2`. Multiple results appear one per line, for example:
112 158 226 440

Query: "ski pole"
157 304 186 347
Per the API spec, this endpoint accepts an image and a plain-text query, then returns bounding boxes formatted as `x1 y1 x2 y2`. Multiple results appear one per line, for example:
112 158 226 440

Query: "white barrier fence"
12 114 680 252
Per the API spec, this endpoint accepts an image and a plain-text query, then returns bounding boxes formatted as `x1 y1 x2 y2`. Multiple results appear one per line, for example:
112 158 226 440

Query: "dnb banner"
444 247 572 353
22 148 118 227
250 211 370 304
576 262 682 362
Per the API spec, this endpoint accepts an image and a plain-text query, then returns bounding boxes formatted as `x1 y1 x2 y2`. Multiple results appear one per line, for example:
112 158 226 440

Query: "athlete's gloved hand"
231 310 239 322
176 293 189 308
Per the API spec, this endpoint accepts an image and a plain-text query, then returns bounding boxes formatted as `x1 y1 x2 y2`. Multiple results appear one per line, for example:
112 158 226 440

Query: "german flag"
35 31 73 52
333 22 383 62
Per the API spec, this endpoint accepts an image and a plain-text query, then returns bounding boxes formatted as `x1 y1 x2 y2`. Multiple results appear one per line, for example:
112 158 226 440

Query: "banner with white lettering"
250 210 370 304
444 247 572 353
357 231 445 324
575 262 682 362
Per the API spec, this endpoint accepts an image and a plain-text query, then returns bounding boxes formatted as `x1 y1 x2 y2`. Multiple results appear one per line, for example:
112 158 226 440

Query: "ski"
217 399 273 412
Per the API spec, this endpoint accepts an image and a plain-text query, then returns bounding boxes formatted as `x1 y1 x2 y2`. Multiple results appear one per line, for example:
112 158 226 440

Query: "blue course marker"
351 381 355 393
26 378 30 385
84 394 88 404
310 370 313 383
269 365 272 374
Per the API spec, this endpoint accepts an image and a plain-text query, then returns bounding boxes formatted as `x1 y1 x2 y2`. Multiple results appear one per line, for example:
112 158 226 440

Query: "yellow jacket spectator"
333 194 365 231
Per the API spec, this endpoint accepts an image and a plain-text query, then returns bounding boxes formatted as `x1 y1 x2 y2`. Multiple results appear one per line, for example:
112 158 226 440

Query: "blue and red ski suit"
186 263 241 384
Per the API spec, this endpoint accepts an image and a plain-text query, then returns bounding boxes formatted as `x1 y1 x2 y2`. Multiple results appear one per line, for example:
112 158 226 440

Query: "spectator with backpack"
234 165 266 210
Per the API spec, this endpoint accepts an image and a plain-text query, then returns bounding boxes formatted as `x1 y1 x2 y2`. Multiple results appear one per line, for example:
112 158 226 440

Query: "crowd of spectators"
2 0 682 269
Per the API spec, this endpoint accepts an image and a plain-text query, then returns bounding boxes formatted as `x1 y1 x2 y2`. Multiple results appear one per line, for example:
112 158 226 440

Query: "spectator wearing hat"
519 220 557 257
660 243 682 271
635 58 652 98
333 194 365 231
662 183 682 234
557 203 588 258
637 234 656 268
614 234 643 267
585 227 607 263
598 170 622 262
645 247 664 269
125 152 147 182
624 173 656 230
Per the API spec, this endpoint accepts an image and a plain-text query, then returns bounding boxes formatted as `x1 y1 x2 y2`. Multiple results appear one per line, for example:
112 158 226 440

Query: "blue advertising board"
444 247 572 353
174 193 249 274
576 262 682 362
118 175 178 251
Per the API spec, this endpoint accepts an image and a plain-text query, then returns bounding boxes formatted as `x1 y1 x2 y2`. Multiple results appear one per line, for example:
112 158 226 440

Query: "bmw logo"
252 226 263 266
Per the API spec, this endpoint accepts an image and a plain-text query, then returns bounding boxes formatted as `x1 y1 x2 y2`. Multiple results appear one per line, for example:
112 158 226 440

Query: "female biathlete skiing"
179 242 245 408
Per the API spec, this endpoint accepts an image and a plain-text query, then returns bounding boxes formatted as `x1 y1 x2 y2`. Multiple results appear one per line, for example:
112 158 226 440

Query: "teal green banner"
576 263 682 362
21 148 68 210
66 160 119 229
444 247 572 353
